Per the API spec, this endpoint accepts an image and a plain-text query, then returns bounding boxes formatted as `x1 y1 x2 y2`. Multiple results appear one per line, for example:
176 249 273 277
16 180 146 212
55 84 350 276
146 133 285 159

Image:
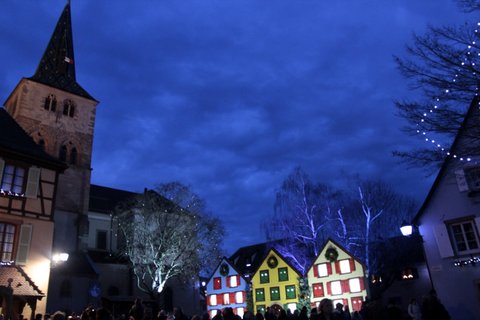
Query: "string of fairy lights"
415 21 480 162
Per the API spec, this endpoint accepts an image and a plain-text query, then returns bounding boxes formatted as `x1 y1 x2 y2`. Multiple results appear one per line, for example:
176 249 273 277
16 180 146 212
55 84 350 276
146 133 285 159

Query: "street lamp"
52 252 69 264
399 222 435 290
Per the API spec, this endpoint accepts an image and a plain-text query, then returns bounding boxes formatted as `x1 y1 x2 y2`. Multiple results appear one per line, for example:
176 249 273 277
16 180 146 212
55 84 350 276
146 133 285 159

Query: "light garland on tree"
416 21 480 161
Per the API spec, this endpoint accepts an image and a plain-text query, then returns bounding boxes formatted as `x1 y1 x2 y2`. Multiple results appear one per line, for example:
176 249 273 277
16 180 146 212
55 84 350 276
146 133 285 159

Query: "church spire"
29 2 95 100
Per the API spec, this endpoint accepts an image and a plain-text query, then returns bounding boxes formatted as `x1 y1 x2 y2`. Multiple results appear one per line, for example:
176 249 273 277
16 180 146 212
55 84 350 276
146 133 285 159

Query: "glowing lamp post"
399 222 434 290
400 221 413 236
52 252 69 264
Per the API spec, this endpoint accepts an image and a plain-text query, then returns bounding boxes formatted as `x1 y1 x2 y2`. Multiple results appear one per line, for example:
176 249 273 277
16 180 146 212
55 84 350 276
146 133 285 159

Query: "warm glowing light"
52 252 69 263
400 222 413 236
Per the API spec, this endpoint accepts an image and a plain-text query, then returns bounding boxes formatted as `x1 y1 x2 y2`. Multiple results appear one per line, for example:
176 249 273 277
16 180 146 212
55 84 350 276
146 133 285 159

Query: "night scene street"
0 1 479 320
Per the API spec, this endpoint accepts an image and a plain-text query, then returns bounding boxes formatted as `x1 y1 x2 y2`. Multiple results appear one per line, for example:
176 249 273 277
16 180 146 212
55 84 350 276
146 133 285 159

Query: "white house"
413 97 480 320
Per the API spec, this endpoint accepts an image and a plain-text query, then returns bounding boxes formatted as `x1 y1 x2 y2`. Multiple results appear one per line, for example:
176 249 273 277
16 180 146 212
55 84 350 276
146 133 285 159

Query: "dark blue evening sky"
0 1 474 254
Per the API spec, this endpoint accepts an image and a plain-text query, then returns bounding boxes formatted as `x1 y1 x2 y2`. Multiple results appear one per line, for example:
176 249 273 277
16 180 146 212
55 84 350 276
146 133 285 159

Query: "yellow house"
307 239 367 313
251 248 301 313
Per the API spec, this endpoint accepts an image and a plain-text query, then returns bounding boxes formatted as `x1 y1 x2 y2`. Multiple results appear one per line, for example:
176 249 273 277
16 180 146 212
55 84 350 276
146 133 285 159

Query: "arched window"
70 147 77 165
59 145 67 162
63 99 75 117
60 279 72 297
44 94 57 112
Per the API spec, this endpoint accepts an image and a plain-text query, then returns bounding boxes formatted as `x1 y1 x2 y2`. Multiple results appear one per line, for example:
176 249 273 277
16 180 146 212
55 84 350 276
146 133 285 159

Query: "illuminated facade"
0 109 65 318
307 239 367 312
251 249 300 313
206 257 248 317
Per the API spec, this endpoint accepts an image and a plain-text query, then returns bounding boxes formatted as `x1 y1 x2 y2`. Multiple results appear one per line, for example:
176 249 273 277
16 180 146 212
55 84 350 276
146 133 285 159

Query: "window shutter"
236 275 241 287
349 259 356 271
226 277 230 288
335 261 341 274
242 291 246 303
25 166 41 198
15 224 33 265
327 263 332 275
326 282 331 295
342 280 350 293
455 169 469 192
229 292 235 304
217 294 224 305
360 277 365 290
206 295 211 306
433 223 454 257
343 298 348 308
313 264 319 277
0 158 4 183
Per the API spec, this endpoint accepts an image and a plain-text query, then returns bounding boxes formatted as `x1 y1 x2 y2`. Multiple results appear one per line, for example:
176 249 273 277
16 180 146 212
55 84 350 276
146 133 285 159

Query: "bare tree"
263 167 342 273
115 182 223 298
394 16 479 168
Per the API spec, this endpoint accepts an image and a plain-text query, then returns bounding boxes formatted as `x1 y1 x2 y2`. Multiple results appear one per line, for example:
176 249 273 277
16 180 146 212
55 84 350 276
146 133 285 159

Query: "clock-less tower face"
3 2 98 252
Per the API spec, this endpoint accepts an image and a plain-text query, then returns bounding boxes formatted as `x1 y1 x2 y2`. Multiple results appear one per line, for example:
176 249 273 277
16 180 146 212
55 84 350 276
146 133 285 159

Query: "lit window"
0 223 16 261
209 295 217 306
449 220 480 254
235 291 244 303
285 285 296 299
330 281 342 295
260 270 269 283
278 267 288 281
339 259 351 274
270 287 280 300
286 304 296 313
213 277 221 290
349 278 361 293
317 263 329 277
1 164 25 194
255 288 265 302
236 308 245 317
223 293 230 305
228 275 239 287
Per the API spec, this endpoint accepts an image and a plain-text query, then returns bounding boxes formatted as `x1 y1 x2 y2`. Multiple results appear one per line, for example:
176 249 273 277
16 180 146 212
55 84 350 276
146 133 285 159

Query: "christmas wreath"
219 263 229 276
325 247 339 262
267 255 278 268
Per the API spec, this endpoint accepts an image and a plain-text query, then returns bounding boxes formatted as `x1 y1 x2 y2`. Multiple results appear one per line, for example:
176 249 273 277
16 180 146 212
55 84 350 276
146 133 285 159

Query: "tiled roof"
0 108 66 170
0 265 44 297
28 3 95 101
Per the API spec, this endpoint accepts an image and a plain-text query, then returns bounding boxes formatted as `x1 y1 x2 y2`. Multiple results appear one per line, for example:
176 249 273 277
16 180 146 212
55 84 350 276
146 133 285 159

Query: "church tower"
4 2 98 253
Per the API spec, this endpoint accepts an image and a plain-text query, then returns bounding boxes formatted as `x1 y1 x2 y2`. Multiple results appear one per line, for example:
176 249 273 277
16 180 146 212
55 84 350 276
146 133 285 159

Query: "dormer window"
1 164 25 194
455 161 480 194
63 99 75 117
44 94 57 112
465 167 480 192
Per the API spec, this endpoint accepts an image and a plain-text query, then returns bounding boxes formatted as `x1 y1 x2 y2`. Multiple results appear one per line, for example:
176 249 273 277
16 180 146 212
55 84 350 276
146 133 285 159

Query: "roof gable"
251 248 301 280
307 238 366 272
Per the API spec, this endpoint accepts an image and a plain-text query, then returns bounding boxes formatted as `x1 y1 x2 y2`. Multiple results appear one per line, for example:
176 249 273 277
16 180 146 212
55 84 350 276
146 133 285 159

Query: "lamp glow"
400 222 413 236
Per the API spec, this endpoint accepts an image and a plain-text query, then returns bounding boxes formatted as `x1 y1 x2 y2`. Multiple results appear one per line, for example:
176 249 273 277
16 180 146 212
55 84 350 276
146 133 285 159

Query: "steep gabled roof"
28 2 95 101
228 241 276 276
306 238 367 273
414 96 480 223
206 256 249 285
251 247 302 279
0 108 66 170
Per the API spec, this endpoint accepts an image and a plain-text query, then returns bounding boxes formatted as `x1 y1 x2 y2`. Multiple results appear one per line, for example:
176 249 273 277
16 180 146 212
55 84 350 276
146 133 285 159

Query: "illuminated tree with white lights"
115 182 223 298
394 8 479 169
